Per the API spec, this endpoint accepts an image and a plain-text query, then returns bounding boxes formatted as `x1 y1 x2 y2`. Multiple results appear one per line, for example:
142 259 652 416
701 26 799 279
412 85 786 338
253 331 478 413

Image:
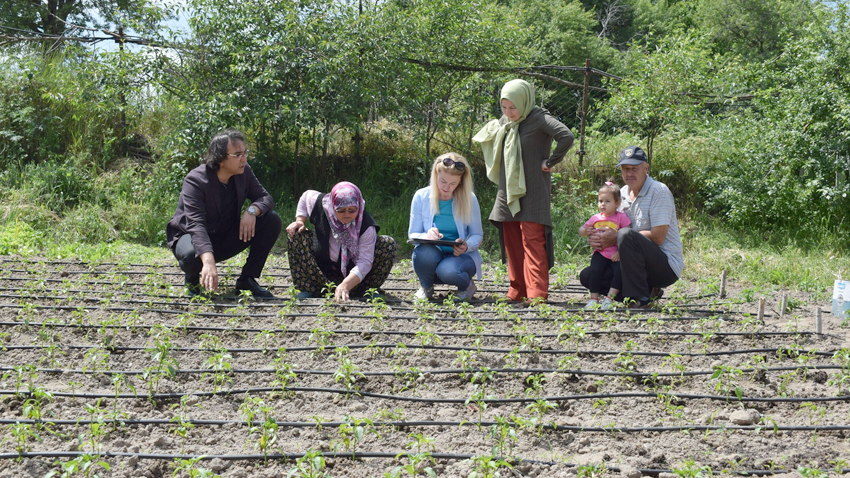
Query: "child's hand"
611 252 620 262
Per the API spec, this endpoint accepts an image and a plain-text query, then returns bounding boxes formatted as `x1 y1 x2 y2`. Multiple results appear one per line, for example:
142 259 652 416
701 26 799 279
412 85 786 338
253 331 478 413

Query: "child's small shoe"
583 299 599 310
599 296 614 310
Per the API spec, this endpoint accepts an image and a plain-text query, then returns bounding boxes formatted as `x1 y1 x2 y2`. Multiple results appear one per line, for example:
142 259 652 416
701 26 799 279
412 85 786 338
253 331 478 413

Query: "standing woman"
286 182 397 301
408 153 484 301
473 79 574 302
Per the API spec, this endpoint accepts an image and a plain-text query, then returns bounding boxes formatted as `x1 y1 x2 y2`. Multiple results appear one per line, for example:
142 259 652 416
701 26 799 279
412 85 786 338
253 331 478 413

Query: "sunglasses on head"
441 157 466 172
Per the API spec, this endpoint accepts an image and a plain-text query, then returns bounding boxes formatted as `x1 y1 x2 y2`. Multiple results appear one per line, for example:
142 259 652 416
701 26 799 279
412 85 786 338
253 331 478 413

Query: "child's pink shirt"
583 211 632 260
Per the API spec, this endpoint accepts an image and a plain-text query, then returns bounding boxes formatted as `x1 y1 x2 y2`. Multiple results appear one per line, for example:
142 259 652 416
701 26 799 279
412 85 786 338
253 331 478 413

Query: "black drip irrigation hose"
3 386 849 403
0 258 602 289
1 418 848 434
2 260 531 287
1 281 725 308
1 364 840 379
0 258 712 296
0 302 765 325
0 290 617 310
1 276 728 309
0 319 819 339
0 273 543 293
2 281 559 301
0 451 846 476
0 341 835 358
0 260 734 301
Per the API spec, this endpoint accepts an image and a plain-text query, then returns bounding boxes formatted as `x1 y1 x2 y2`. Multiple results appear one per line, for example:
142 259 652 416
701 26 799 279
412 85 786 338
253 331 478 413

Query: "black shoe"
186 280 203 298
650 287 664 300
234 277 274 298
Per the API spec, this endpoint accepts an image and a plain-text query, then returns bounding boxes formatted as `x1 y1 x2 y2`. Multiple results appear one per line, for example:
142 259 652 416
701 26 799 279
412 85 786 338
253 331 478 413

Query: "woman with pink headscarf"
286 182 397 301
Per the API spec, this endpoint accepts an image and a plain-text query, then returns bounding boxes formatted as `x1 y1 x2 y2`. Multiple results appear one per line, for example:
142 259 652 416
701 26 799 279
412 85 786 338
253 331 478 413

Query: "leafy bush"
698 9 850 248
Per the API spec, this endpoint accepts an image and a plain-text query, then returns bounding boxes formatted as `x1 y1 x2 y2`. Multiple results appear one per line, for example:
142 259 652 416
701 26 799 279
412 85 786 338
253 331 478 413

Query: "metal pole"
578 59 591 167
118 26 128 158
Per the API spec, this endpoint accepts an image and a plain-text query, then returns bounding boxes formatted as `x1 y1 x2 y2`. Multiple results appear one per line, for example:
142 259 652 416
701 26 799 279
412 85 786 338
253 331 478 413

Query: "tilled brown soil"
0 255 847 478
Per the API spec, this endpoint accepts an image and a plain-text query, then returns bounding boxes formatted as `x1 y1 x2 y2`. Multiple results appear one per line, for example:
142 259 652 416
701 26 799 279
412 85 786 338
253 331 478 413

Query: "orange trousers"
502 221 548 301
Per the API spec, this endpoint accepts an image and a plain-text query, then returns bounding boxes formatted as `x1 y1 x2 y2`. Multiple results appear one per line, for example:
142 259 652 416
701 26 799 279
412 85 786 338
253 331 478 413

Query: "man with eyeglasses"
167 129 282 298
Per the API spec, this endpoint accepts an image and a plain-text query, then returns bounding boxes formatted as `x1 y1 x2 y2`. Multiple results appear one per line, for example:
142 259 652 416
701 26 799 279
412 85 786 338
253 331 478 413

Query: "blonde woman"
408 153 484 301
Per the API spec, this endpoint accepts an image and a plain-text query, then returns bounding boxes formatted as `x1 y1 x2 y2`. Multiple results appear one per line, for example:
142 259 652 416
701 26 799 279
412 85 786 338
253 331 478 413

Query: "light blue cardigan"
408 186 484 279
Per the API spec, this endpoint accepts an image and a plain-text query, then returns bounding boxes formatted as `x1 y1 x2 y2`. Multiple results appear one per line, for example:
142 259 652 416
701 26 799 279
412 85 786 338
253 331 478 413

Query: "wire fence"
518 62 619 167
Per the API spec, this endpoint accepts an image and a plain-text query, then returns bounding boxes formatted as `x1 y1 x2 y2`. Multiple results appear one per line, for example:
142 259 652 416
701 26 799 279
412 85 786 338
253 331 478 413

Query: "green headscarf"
472 79 536 216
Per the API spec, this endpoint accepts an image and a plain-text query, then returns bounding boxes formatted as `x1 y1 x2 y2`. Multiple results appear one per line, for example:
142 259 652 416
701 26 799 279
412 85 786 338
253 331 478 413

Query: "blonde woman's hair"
430 152 474 224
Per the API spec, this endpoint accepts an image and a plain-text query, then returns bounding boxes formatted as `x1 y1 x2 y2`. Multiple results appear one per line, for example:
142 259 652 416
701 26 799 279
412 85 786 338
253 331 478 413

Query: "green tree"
692 0 823 62
595 32 743 161
0 0 171 40
373 0 522 158
511 0 617 69
699 4 850 246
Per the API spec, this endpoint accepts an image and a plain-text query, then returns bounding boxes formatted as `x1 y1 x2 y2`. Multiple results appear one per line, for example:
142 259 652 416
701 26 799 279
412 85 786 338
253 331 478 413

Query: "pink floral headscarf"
322 182 365 276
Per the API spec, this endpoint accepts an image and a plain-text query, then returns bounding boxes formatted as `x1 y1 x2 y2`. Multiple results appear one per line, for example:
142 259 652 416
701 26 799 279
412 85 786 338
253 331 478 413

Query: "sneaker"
599 296 614 310
414 286 434 300
583 299 599 310
454 281 477 302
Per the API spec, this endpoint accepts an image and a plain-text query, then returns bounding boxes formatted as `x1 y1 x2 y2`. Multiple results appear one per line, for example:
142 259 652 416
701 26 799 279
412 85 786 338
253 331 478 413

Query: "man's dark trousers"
580 228 677 301
173 211 282 281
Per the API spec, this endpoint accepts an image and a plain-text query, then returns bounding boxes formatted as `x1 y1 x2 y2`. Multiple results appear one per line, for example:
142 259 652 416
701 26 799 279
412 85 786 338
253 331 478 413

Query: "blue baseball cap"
617 146 648 166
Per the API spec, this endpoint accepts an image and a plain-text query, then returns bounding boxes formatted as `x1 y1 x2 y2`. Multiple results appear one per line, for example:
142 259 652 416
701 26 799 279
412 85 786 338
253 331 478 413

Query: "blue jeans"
412 244 476 291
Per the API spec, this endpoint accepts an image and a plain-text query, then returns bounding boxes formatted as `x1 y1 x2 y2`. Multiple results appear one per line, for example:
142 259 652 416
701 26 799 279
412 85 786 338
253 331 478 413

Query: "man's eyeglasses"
441 157 466 172
226 149 251 159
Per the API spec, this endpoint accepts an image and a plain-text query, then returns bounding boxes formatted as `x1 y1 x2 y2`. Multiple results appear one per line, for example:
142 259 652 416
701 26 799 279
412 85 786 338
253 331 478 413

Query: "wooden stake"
720 270 727 299
757 298 765 323
780 294 788 318
816 307 822 335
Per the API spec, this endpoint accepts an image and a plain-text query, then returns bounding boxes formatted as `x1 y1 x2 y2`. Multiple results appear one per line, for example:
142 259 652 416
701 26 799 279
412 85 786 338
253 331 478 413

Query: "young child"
579 181 631 310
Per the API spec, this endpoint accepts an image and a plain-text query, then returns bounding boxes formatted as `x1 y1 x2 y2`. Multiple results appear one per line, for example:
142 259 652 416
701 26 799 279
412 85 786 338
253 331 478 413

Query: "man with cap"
580 146 683 307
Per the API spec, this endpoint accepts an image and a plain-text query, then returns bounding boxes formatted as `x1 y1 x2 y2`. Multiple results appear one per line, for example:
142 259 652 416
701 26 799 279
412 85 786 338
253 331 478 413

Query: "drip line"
0 259 582 287
1 284 725 310
0 418 847 433
3 386 848 403
0 450 828 477
0 342 833 358
0 303 757 324
0 320 817 338
1 364 841 378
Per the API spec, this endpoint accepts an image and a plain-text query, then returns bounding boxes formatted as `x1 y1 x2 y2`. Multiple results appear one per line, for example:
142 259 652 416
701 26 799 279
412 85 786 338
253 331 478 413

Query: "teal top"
435 199 459 253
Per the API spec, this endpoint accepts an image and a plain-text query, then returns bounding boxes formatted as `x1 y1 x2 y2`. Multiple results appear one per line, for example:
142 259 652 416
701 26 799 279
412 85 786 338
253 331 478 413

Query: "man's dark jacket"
166 164 275 256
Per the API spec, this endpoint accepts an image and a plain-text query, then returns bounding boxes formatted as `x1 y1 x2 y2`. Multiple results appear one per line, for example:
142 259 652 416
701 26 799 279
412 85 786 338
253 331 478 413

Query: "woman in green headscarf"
473 79 574 302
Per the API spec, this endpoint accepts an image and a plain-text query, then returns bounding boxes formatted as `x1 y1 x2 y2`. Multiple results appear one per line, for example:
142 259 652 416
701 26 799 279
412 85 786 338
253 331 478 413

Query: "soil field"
0 255 848 478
